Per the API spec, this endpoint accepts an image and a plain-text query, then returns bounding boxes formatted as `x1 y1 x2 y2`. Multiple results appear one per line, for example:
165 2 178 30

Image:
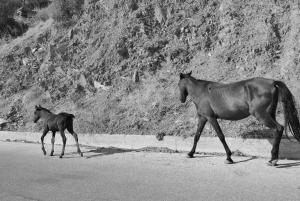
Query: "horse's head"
178 71 192 103
33 105 42 123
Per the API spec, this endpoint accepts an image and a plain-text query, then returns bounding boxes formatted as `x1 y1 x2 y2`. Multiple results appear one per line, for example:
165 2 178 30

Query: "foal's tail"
275 81 300 142
68 114 75 119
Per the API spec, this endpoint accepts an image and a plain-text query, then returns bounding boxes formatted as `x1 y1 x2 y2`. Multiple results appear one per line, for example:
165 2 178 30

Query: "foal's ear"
180 73 184 79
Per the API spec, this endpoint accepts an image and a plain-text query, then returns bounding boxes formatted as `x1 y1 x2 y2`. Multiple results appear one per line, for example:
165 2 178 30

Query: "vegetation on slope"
0 0 300 138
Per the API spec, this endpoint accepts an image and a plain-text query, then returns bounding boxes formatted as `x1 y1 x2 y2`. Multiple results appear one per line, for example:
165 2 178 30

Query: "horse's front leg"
188 115 207 158
50 131 56 156
208 117 233 164
59 130 67 158
41 127 49 155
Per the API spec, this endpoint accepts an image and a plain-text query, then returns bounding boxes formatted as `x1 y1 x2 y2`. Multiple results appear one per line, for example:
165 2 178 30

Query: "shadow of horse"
84 147 135 159
241 129 300 160
276 162 300 168
233 156 258 164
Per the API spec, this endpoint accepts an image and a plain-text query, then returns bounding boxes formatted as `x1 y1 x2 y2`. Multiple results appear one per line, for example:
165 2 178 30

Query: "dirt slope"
0 0 300 138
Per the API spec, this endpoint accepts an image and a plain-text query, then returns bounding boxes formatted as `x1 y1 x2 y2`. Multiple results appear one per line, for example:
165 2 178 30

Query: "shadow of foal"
178 72 300 166
33 105 83 158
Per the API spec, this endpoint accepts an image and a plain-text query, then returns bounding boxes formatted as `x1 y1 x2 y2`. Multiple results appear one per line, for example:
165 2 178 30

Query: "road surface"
0 141 299 201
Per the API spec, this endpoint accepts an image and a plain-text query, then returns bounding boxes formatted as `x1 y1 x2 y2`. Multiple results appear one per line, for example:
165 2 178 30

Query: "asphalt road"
0 141 300 201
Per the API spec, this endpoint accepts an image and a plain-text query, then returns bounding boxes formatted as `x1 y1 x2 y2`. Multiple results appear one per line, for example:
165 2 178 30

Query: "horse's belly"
211 102 250 120
216 109 250 120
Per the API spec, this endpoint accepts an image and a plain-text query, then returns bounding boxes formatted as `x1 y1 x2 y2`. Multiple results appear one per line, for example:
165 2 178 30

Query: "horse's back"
246 77 275 93
57 112 75 119
207 77 276 120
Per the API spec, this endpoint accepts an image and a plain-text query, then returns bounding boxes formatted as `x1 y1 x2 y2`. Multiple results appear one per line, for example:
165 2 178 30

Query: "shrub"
51 0 84 23
0 0 21 29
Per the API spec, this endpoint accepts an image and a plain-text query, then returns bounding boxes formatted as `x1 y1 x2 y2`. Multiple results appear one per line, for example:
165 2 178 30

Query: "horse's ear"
188 71 192 76
35 105 38 109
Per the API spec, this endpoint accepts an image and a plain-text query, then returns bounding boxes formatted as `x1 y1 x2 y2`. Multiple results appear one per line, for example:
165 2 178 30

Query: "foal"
33 105 83 158
178 72 300 166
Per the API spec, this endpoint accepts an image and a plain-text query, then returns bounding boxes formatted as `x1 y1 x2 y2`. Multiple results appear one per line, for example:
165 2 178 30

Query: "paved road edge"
0 131 299 159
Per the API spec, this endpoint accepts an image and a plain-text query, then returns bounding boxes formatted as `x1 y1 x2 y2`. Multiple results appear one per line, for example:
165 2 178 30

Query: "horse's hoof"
59 155 63 158
80 153 83 157
267 160 278 166
187 152 194 158
50 152 54 156
225 158 234 164
43 151 46 155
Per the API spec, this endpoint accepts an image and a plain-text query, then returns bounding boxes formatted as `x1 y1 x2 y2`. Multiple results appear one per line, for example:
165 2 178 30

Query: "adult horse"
178 72 300 166
33 105 83 158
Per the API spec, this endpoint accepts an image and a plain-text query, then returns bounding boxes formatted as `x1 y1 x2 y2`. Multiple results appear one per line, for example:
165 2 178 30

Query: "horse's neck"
186 78 206 90
186 78 208 99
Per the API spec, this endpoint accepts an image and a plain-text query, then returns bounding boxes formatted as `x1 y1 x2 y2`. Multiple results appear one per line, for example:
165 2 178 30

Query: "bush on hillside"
51 0 84 23
0 0 21 28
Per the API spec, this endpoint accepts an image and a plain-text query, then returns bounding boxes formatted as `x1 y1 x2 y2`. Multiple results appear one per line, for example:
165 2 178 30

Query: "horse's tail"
275 81 300 142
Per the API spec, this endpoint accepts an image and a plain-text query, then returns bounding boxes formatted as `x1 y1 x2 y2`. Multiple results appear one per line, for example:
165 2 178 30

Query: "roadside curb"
0 131 299 159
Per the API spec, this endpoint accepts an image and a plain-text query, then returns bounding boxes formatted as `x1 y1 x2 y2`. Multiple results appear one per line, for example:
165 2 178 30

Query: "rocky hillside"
0 0 300 138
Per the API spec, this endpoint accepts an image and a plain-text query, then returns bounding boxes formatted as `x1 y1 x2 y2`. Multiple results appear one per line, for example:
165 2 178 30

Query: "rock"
128 0 138 11
47 44 56 61
22 58 30 66
40 62 55 73
5 54 14 63
68 29 74 39
79 74 88 87
93 81 110 91
24 46 31 56
31 47 38 53
0 118 8 125
154 5 167 24
132 70 139 83
117 47 129 59
155 132 166 141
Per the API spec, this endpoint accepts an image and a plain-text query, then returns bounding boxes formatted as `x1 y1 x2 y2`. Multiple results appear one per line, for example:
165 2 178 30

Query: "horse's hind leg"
188 115 207 158
254 112 283 166
50 131 56 156
208 117 233 164
41 127 49 155
59 130 67 158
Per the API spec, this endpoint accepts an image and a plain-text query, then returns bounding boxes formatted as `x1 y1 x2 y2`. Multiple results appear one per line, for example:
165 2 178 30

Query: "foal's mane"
36 106 52 113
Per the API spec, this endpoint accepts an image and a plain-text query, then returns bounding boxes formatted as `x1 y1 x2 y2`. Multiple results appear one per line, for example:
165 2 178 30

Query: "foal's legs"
41 127 49 155
188 115 207 158
50 131 56 156
72 132 83 157
209 117 233 164
67 125 83 157
59 130 67 158
254 112 283 166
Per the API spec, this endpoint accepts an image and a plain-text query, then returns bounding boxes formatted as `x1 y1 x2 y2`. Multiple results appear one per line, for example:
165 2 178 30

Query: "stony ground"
0 141 300 201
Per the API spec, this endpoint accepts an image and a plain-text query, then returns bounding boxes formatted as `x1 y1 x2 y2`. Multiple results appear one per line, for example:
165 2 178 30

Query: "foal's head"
33 105 50 123
178 71 192 103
